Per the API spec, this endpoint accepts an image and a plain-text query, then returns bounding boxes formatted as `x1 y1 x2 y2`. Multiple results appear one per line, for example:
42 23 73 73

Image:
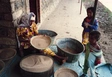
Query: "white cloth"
19 12 36 27
88 51 104 77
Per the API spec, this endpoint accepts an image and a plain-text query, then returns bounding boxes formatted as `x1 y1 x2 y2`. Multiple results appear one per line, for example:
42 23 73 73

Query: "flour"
20 55 53 72
31 35 51 49
54 68 78 77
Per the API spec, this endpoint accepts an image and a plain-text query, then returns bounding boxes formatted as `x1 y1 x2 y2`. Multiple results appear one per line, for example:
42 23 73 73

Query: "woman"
16 12 38 56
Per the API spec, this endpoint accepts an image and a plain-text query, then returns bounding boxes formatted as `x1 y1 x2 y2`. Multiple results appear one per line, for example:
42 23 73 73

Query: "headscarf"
19 12 36 27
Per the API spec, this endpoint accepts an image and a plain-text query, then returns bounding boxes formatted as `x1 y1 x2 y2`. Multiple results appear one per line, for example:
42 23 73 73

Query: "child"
80 31 103 77
82 7 99 45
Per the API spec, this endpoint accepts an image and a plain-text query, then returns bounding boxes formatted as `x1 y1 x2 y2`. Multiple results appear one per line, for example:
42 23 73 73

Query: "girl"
82 7 99 45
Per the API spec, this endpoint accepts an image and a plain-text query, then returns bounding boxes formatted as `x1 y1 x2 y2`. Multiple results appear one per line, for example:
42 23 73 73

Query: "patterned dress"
16 22 38 49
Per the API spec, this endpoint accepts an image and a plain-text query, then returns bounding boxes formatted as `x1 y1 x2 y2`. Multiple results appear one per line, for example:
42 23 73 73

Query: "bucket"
56 38 84 63
0 48 17 61
54 67 78 77
20 54 54 77
0 60 5 73
38 30 57 45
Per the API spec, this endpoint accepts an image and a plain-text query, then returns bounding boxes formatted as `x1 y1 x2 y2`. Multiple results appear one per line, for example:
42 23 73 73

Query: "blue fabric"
95 63 112 77
0 45 108 77
0 55 21 77
82 18 98 32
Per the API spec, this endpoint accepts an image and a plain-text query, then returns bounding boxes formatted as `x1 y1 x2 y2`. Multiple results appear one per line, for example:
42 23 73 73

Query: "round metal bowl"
38 30 57 45
38 30 57 37
20 54 54 77
56 38 84 63
54 67 78 77
30 35 51 50
0 60 5 73
0 48 17 61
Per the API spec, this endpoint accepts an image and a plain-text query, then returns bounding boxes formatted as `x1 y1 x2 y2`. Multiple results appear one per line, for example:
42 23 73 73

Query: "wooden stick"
80 0 82 14
92 0 98 24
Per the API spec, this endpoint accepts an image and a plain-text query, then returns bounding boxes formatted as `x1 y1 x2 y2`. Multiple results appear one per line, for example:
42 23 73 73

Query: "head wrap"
19 12 36 27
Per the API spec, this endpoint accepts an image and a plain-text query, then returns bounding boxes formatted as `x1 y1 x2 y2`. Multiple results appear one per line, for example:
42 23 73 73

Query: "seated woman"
16 12 38 57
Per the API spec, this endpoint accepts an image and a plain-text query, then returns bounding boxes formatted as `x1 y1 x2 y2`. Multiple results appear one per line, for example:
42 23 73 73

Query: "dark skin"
89 35 101 65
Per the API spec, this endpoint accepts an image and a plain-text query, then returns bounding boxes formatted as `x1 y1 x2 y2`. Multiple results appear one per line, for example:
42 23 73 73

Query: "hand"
95 58 101 65
84 22 90 28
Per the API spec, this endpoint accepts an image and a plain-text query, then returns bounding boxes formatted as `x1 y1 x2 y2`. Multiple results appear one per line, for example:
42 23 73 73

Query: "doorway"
29 0 40 23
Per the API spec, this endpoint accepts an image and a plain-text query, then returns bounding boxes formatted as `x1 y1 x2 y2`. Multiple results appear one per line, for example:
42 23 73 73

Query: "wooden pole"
80 0 82 14
92 0 98 24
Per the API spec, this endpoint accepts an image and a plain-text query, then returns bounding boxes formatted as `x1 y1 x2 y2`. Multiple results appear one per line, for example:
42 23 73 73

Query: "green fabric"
83 43 90 74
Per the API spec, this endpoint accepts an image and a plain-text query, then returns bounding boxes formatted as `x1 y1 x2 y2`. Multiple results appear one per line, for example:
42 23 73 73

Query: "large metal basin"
56 38 84 63
38 30 57 45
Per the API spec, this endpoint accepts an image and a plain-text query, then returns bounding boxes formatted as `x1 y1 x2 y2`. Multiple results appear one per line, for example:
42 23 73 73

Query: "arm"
31 22 38 35
82 18 86 28
95 57 101 65
88 19 99 30
16 27 30 42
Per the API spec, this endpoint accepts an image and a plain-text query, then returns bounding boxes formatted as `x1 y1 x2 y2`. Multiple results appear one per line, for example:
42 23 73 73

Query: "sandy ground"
39 0 86 43
83 0 112 64
40 0 112 64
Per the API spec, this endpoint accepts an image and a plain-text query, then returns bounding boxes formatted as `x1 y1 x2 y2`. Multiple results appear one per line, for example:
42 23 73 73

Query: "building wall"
0 0 61 48
0 0 29 48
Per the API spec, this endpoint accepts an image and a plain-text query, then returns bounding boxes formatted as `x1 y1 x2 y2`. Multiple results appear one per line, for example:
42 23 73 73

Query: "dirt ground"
83 0 112 64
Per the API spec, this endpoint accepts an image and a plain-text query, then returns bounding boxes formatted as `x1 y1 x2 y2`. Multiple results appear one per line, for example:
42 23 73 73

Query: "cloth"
16 22 38 49
82 17 98 32
19 12 36 27
82 17 98 45
83 43 103 77
95 63 112 77
82 32 89 45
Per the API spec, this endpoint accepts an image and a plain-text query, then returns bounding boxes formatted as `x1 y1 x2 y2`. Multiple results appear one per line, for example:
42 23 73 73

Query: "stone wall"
0 0 29 48
0 0 61 48
39 0 61 24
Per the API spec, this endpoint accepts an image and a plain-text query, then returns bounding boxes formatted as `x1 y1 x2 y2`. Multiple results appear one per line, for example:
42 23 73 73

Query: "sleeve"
82 18 86 28
31 22 38 35
16 27 21 36
89 18 99 30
